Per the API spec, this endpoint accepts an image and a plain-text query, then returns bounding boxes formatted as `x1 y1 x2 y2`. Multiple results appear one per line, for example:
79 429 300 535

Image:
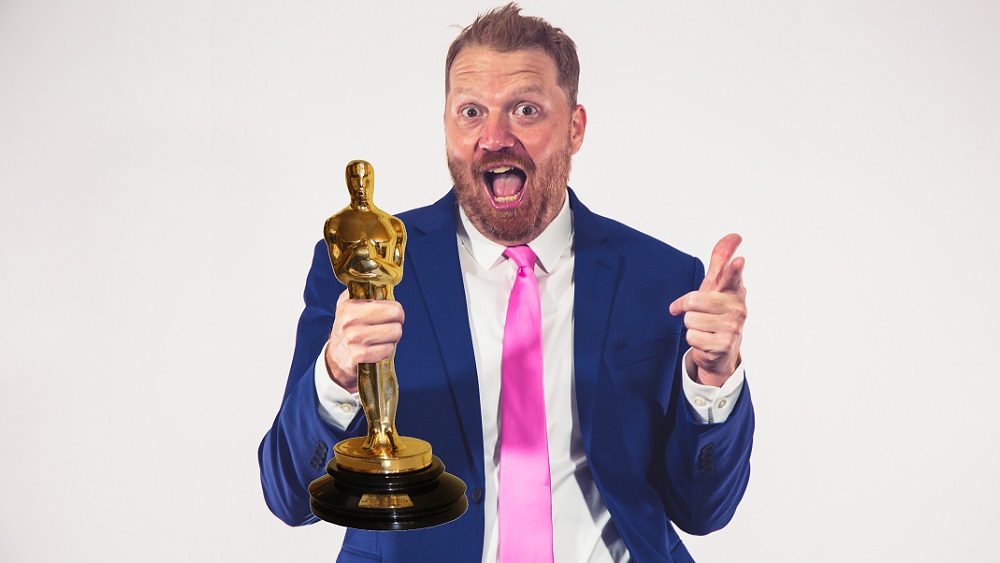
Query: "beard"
448 144 572 246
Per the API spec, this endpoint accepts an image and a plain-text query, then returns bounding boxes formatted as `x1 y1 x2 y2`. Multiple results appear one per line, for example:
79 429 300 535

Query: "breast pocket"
610 334 683 404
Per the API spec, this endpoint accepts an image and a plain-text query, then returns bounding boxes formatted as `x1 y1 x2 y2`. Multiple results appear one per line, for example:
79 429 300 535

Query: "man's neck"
457 193 573 273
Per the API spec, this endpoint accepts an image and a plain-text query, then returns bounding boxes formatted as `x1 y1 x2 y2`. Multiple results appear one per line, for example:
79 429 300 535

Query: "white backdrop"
2 1 998 561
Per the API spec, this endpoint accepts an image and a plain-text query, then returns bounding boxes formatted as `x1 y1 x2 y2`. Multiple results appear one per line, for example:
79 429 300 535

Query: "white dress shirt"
314 195 745 562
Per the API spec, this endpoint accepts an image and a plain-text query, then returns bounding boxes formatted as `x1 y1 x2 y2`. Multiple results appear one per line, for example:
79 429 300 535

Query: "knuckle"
683 313 695 329
685 330 703 348
726 319 743 337
335 313 358 330
337 325 358 345
734 304 748 321
722 332 738 350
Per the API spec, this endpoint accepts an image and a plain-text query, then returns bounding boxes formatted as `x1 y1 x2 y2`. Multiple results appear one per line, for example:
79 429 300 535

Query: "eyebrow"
510 85 546 97
449 84 547 99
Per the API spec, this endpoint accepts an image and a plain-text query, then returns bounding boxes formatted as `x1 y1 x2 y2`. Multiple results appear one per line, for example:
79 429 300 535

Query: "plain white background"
2 1 998 561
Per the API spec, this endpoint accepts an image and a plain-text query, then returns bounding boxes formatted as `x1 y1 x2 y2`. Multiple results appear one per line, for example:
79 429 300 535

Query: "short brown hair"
445 3 581 106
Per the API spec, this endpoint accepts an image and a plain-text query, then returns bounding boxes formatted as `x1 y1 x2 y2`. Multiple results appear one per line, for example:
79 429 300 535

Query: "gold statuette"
308 160 467 530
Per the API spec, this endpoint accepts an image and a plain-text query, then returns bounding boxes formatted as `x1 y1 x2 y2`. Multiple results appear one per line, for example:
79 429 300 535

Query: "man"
259 4 753 562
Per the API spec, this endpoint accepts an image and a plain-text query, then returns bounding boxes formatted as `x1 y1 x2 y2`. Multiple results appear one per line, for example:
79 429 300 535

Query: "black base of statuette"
308 456 468 531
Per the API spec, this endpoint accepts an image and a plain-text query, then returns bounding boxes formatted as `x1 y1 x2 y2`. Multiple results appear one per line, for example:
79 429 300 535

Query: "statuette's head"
346 160 374 202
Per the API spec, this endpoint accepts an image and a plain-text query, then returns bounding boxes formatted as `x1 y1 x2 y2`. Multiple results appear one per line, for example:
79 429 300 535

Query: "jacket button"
698 444 715 474
469 488 484 504
309 442 328 470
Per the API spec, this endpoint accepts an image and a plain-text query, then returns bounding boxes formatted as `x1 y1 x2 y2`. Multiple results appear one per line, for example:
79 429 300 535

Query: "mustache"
473 148 536 175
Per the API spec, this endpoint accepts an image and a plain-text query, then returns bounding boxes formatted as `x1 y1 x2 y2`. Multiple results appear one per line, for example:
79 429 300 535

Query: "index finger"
702 233 743 290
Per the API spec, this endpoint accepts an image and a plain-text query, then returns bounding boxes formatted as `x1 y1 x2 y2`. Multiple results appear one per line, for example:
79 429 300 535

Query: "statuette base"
309 456 468 530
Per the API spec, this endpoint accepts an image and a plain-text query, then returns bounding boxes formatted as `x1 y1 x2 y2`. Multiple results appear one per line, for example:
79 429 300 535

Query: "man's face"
445 46 586 246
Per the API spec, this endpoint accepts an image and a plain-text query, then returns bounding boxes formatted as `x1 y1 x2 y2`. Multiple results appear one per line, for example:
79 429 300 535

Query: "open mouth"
483 165 527 208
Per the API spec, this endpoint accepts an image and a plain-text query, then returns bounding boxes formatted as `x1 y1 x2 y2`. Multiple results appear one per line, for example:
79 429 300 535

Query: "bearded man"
260 4 754 562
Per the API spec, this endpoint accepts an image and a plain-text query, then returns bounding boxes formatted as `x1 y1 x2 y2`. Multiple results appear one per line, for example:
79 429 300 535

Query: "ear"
569 104 587 155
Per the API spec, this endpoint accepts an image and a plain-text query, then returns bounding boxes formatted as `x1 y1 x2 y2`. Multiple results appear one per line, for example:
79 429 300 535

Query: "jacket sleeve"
258 241 366 526
659 256 755 536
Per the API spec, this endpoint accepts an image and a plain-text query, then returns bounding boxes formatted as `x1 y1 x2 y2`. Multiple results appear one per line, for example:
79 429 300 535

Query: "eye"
460 106 481 118
514 104 538 117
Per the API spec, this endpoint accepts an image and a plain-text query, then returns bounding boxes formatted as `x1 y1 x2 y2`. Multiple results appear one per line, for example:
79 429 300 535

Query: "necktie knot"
504 245 537 271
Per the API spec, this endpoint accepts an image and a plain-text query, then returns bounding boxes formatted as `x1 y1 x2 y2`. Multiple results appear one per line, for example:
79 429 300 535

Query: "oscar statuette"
308 160 468 530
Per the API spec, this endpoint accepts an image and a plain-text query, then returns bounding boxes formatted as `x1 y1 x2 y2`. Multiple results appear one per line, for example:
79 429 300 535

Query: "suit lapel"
405 192 485 482
569 190 624 454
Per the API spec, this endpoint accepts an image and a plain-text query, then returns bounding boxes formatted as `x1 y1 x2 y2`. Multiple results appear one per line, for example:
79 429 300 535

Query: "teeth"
489 166 513 173
495 194 518 203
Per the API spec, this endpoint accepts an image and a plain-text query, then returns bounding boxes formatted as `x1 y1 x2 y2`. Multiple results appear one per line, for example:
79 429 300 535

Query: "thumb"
669 293 687 316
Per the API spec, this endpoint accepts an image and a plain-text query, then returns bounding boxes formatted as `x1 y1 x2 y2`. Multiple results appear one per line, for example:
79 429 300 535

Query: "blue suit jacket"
259 190 754 562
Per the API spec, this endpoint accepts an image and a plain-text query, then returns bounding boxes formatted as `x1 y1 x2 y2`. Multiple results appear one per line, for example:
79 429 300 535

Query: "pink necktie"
498 245 553 563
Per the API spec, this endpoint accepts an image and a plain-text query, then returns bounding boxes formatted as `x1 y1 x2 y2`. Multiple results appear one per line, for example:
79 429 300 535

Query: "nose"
479 113 515 152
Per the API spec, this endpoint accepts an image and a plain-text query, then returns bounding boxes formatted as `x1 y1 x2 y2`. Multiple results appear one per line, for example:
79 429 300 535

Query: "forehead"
447 46 560 97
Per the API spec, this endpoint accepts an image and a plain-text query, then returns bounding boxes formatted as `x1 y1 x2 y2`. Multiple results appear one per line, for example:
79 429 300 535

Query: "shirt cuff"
314 342 362 430
681 349 746 424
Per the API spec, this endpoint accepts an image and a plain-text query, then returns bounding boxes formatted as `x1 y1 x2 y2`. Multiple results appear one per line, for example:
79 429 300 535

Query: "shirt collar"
456 192 573 273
